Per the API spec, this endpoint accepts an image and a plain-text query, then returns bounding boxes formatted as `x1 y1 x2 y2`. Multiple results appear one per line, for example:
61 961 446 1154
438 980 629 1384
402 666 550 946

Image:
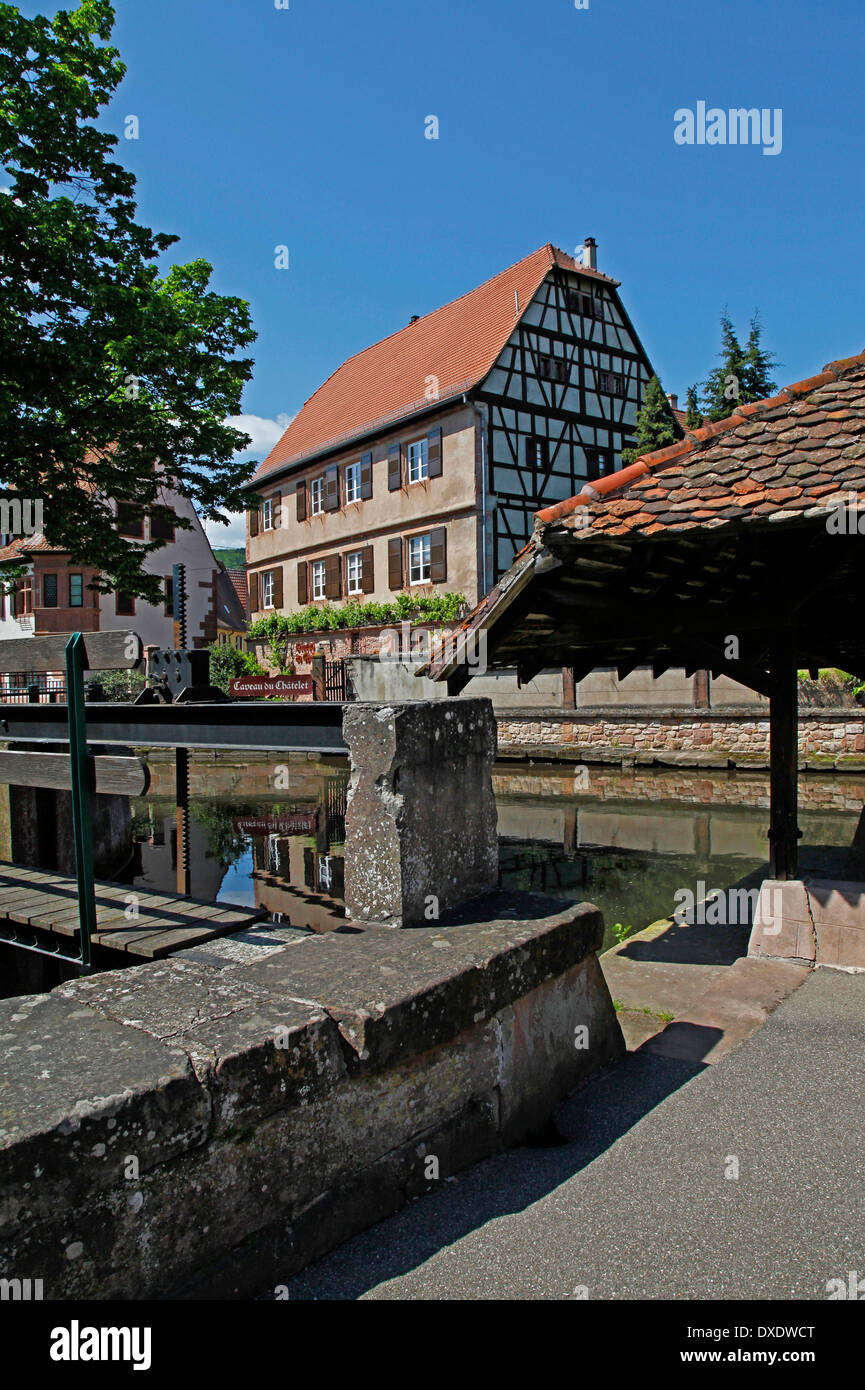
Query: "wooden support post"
768 634 800 880
310 654 325 702
562 666 576 709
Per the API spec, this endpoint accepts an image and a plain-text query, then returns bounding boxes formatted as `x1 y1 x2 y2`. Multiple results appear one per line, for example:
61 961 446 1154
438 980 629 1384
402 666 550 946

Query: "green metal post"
65 633 95 971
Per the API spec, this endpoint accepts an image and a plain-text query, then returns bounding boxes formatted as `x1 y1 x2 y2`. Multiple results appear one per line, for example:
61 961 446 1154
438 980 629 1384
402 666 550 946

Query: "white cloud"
228 411 294 457
203 413 294 554
205 513 247 551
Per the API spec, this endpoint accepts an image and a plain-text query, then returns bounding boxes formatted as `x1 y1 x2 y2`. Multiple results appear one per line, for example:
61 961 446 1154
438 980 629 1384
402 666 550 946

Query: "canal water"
127 754 864 953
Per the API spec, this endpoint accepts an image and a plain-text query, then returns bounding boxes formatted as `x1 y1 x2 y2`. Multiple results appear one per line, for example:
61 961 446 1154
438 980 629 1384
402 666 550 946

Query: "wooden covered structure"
426 351 865 880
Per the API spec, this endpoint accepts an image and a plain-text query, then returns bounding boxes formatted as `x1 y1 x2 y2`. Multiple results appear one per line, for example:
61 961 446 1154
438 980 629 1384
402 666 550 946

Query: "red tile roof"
0 533 62 563
252 244 617 483
226 568 249 618
535 350 865 537
422 348 865 681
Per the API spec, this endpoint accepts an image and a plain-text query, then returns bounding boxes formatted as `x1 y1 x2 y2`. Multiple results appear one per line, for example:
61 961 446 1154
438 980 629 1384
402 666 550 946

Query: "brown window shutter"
387 442 402 492
249 571 260 611
361 545 375 593
297 561 308 605
296 480 307 522
430 527 447 583
360 451 373 499
272 491 282 527
388 536 403 590
427 425 442 478
325 465 340 512
249 506 259 538
324 552 341 600
272 566 283 608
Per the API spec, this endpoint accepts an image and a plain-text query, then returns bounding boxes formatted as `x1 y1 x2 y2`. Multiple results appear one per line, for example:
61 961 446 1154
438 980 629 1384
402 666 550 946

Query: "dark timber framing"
476 266 653 578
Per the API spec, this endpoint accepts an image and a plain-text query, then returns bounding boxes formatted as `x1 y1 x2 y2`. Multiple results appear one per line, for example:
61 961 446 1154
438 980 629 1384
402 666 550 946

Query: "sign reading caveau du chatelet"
229 675 313 699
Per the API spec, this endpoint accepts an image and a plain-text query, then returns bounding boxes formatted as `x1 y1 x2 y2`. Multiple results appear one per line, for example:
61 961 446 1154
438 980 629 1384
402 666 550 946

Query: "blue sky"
20 1 865 543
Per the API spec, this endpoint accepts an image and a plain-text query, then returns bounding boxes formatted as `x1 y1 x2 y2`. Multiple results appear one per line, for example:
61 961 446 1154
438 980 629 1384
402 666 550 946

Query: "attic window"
566 288 600 319
538 354 568 384
597 370 625 397
526 436 549 472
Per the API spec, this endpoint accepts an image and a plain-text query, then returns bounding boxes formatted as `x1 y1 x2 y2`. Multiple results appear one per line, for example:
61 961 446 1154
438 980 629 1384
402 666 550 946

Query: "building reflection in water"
126 758 863 949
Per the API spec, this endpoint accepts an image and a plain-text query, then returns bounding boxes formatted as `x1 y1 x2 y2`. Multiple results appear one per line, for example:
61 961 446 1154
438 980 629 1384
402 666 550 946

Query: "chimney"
583 236 597 271
409 315 420 324
667 392 679 411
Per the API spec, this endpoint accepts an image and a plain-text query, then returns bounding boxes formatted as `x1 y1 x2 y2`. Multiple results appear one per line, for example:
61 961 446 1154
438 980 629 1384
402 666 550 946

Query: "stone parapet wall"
0 895 623 1299
496 709 865 772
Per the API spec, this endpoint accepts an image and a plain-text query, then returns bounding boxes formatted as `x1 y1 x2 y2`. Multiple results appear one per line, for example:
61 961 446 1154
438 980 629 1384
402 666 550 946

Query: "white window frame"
344 461 361 504
318 854 332 891
346 550 363 595
408 533 431 585
311 559 326 601
262 571 274 609
407 438 429 484
261 497 273 531
310 477 324 516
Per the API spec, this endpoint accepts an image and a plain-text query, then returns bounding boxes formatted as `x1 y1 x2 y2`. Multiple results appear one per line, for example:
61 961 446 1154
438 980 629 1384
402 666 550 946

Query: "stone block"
342 699 498 927
54 958 347 1132
0 992 207 1234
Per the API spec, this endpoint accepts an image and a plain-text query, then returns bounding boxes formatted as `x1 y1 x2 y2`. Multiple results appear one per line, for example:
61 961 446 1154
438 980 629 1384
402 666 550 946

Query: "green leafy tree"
701 310 776 422
684 385 702 430
0 1 257 601
621 375 683 465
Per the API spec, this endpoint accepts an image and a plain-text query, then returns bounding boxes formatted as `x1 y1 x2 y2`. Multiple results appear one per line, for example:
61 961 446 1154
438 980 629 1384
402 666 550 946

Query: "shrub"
207 644 265 694
246 592 467 641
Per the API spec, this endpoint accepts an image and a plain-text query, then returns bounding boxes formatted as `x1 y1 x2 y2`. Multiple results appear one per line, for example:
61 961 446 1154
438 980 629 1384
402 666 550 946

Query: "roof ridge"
330 244 557 370
535 347 865 527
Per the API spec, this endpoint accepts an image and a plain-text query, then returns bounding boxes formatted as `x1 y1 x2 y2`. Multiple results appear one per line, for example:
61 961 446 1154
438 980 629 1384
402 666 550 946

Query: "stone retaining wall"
497 708 865 772
0 894 622 1299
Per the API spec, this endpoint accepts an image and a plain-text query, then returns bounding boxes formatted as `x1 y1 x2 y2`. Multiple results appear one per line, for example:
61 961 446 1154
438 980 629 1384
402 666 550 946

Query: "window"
310 477 324 516
69 574 83 607
344 462 361 504
598 370 625 396
311 559 326 601
42 574 58 608
164 574 174 616
407 439 429 484
318 855 333 891
408 533 431 585
346 550 363 595
526 437 549 472
115 591 135 616
150 510 175 542
538 354 567 384
566 288 600 319
261 571 274 609
116 503 144 539
261 498 273 531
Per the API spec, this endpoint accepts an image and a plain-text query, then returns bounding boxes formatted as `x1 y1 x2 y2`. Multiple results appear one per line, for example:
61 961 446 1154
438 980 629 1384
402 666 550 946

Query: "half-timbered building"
245 241 661 618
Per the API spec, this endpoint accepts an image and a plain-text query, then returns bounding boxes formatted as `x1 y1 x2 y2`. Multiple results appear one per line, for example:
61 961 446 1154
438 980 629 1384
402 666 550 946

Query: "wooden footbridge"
0 630 345 971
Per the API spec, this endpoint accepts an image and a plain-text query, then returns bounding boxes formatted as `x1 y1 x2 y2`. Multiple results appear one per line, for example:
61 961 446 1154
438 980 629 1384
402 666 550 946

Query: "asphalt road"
276 968 865 1300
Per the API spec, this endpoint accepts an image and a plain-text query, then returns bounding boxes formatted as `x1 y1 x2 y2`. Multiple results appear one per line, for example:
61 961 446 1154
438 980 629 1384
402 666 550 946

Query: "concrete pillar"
342 699 498 927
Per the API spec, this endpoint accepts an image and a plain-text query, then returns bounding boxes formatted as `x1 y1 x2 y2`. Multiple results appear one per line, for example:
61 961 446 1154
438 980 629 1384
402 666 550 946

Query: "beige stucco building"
245 241 661 621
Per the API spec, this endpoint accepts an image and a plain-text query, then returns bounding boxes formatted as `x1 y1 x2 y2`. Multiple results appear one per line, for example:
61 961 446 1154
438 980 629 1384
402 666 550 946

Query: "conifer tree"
700 310 777 423
684 385 702 430
621 375 683 465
